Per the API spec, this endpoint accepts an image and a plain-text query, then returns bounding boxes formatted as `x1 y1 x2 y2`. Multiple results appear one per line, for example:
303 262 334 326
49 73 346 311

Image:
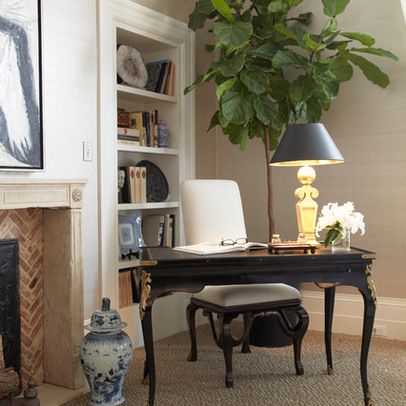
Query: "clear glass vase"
331 228 351 252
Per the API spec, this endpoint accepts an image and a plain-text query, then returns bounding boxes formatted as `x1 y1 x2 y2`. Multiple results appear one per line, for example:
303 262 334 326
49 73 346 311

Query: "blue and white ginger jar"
80 298 133 406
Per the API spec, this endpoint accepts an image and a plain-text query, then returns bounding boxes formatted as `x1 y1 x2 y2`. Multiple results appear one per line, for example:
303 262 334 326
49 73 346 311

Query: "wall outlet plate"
372 325 387 337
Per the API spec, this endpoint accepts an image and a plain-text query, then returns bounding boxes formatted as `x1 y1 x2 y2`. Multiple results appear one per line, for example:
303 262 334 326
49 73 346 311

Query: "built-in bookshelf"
98 0 195 346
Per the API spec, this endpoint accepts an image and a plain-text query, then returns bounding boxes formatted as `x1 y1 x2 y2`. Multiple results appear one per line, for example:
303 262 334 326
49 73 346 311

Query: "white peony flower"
316 201 365 238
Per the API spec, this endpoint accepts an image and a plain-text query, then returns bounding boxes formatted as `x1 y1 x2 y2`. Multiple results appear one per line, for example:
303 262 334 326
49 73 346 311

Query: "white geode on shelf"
117 44 148 89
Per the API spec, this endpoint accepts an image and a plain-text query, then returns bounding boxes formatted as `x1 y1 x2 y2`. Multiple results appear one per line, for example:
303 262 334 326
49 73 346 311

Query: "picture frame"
118 214 144 258
0 0 44 170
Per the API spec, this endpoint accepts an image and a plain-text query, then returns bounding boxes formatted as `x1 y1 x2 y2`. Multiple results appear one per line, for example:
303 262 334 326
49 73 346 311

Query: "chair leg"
205 310 219 343
241 313 251 354
291 307 309 376
218 313 235 388
186 302 199 362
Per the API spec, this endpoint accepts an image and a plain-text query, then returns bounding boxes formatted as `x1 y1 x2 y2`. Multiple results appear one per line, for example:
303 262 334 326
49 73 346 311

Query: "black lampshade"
270 123 344 166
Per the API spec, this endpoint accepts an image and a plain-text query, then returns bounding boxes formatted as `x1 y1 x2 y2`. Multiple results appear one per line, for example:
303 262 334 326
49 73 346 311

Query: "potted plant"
185 0 397 348
186 0 397 240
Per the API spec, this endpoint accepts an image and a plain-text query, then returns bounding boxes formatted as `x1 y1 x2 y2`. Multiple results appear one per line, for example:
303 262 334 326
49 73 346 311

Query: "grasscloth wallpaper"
134 0 406 299
195 0 406 299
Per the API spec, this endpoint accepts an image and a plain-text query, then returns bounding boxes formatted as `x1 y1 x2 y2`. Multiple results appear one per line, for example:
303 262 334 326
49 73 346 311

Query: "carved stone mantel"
0 179 86 210
0 179 87 389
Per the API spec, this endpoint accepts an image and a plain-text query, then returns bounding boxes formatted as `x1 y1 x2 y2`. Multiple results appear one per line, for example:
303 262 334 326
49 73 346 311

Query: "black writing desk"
138 247 376 406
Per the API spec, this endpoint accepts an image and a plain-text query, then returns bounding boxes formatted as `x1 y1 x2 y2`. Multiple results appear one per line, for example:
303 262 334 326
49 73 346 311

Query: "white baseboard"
301 290 406 341
83 291 406 348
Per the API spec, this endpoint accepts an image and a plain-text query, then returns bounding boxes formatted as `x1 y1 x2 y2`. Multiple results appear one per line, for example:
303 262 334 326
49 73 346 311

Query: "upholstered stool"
186 283 309 388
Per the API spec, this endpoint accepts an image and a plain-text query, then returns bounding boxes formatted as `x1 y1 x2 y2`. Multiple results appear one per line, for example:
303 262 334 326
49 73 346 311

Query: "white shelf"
99 0 195 319
117 143 179 155
118 201 179 210
117 84 177 103
118 258 139 270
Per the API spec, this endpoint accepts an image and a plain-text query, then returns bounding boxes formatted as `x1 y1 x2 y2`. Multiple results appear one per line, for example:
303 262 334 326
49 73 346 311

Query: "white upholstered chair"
181 179 309 388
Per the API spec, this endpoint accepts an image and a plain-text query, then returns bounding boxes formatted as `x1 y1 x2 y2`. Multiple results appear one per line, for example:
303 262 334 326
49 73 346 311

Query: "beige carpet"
62 324 406 405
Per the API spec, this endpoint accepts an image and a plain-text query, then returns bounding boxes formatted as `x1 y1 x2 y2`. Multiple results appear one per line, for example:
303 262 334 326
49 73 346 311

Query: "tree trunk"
263 127 274 241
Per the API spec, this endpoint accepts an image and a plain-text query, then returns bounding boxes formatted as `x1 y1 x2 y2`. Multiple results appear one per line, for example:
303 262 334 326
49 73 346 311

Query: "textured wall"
0 0 99 318
199 0 406 299
132 0 194 23
273 0 406 298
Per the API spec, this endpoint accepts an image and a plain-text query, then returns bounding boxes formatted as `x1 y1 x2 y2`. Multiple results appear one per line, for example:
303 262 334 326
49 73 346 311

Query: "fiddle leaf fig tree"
185 0 397 239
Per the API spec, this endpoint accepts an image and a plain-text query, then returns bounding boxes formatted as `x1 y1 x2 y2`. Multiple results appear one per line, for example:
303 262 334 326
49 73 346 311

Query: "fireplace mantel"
0 179 86 209
0 178 87 389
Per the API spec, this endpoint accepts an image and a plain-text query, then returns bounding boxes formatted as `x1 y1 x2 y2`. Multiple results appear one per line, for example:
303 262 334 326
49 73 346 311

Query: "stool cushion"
192 283 300 308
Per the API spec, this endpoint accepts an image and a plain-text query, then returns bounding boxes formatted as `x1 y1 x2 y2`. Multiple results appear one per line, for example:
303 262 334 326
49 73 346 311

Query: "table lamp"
269 123 344 243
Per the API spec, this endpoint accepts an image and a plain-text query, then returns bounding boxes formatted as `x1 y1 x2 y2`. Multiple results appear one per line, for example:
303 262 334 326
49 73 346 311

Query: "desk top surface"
139 246 375 267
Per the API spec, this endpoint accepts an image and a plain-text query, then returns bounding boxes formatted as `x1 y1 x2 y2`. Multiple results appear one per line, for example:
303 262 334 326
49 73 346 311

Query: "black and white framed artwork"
0 0 43 170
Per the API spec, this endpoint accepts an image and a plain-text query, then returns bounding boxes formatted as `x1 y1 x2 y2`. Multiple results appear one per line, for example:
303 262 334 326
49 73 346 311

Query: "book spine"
117 108 130 127
155 62 168 93
157 215 165 246
117 127 140 137
129 166 137 203
117 139 140 146
144 112 151 147
128 112 137 129
150 111 156 147
117 135 140 142
133 111 145 146
168 63 176 96
131 269 140 303
160 62 171 93
139 166 147 203
170 214 175 247
163 62 171 95
154 109 158 147
134 167 142 203
126 271 133 306
119 272 126 309
164 214 171 247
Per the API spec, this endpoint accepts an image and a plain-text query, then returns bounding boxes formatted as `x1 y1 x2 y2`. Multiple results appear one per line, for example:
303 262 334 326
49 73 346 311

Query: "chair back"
180 179 247 245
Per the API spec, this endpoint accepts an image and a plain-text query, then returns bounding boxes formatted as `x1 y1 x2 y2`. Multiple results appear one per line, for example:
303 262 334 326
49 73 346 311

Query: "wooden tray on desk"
268 241 319 254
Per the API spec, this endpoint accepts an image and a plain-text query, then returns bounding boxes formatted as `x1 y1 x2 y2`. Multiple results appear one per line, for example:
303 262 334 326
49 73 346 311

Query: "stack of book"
118 270 134 308
145 59 176 96
119 166 147 204
142 214 175 247
131 110 159 147
117 127 141 146
118 108 165 148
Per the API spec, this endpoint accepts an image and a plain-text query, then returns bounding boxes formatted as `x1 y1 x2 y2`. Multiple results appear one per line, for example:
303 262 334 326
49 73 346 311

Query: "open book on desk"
173 241 268 255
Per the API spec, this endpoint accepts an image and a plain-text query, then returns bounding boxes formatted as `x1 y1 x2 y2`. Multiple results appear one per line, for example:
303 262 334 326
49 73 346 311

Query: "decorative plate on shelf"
136 160 169 202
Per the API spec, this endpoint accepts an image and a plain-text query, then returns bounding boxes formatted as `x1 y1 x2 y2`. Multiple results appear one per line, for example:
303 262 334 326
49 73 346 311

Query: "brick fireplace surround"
0 179 86 390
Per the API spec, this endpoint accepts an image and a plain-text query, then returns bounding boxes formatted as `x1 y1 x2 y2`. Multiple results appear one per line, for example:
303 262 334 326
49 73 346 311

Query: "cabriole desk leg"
141 306 155 406
325 286 336 375
359 265 377 406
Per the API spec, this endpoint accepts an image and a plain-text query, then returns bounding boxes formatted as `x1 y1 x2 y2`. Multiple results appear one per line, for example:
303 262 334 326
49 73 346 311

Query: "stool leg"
292 307 309 376
219 314 235 388
187 302 198 362
241 313 251 354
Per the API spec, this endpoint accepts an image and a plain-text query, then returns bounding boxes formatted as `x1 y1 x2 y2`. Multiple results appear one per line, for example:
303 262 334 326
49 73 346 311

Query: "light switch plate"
83 141 93 161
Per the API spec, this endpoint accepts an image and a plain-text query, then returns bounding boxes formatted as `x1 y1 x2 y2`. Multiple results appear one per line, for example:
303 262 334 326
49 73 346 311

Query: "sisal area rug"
62 324 406 405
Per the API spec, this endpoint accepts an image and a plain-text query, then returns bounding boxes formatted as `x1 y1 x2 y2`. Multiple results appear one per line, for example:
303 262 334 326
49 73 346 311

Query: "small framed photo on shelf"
118 214 145 259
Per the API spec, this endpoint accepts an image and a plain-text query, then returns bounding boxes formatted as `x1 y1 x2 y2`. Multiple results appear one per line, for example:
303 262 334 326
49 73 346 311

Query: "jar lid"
85 298 127 333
